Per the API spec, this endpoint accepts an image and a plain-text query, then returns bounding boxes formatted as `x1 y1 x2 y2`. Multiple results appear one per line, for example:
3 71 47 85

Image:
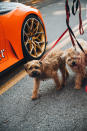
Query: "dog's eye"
68 58 71 61
35 66 39 69
29 67 33 70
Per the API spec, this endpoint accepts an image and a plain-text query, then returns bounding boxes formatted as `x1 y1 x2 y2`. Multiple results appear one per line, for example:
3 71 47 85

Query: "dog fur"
24 49 69 99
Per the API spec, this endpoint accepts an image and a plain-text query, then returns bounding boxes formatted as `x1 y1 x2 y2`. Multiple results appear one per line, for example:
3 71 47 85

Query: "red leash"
41 0 84 60
49 28 68 50
41 28 68 60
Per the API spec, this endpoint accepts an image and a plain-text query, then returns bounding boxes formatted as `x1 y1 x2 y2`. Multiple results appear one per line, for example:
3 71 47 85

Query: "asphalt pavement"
0 0 87 131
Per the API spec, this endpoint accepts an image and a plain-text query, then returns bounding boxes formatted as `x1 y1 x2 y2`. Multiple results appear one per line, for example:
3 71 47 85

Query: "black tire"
21 14 46 61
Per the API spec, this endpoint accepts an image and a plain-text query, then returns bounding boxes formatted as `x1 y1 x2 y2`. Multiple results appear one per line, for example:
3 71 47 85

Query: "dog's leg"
65 68 69 78
31 78 40 100
75 67 85 89
59 63 69 86
75 73 83 89
53 72 61 90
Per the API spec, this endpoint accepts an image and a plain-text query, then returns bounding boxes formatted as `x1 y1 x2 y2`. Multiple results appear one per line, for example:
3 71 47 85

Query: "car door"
0 22 8 65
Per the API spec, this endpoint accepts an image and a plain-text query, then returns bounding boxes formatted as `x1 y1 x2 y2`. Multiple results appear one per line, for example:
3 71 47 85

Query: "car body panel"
0 2 47 73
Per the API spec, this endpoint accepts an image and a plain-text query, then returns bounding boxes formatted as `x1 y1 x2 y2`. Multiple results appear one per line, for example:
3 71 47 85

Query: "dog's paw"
74 86 81 90
31 95 38 100
56 86 61 90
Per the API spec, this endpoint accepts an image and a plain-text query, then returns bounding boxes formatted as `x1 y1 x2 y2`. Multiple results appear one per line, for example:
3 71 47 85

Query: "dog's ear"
61 49 72 59
61 52 67 60
39 61 42 65
24 64 28 71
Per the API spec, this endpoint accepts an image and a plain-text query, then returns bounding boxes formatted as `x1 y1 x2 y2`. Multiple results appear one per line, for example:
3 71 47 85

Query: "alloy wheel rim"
23 17 46 58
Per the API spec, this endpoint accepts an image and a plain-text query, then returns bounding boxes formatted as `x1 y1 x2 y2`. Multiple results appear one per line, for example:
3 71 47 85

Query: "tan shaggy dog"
63 39 87 90
24 49 69 100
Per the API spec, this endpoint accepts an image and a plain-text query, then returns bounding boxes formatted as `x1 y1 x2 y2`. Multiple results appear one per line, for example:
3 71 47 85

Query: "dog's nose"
72 61 76 66
32 71 40 77
32 71 39 77
33 71 37 75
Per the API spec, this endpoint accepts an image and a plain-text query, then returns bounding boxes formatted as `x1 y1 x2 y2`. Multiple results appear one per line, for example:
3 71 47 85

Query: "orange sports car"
0 2 47 73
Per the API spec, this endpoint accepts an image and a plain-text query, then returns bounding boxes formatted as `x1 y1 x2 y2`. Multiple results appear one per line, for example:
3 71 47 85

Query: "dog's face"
24 60 42 78
66 48 81 71
66 56 81 70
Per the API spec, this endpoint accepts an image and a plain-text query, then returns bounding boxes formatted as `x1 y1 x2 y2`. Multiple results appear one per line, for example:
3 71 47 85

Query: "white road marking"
53 8 86 15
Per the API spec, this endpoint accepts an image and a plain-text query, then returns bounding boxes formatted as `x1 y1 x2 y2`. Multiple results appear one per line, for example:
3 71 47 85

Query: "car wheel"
21 14 46 60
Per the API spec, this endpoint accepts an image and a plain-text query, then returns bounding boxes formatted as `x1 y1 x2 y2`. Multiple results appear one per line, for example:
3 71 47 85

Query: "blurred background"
0 0 43 4
0 0 49 7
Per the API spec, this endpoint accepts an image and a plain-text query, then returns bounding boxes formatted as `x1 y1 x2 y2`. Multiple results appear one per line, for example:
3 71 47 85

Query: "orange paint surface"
0 4 47 73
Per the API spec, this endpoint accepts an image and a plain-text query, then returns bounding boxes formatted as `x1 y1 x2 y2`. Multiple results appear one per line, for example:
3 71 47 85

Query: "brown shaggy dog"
64 39 87 89
24 49 69 100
